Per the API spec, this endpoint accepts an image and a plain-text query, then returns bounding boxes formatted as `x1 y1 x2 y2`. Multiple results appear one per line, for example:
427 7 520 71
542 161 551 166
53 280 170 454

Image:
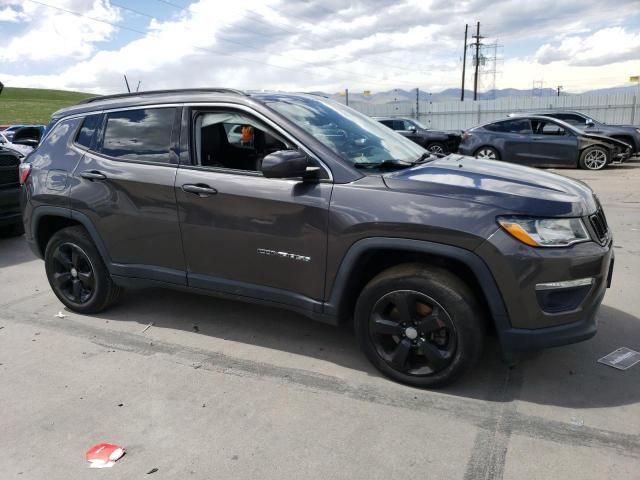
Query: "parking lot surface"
1 162 639 479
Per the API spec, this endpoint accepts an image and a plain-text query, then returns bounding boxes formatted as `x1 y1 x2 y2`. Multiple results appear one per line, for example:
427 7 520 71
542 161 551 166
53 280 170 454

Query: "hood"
582 132 632 148
382 155 597 217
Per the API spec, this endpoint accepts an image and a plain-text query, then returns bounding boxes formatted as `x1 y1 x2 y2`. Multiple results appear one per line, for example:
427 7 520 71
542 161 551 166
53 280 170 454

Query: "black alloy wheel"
50 242 96 305
45 226 122 313
370 290 456 376
354 263 484 387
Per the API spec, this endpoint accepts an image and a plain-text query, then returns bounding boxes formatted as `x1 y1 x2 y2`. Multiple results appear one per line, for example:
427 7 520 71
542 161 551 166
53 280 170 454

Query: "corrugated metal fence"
346 93 640 131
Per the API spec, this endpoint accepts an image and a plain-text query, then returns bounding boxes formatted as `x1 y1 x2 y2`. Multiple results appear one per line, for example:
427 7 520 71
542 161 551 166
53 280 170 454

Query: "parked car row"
375 111 638 171
0 124 46 236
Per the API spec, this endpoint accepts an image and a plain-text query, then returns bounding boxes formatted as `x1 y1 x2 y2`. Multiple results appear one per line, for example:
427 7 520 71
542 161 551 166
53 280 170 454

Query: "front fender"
323 236 510 341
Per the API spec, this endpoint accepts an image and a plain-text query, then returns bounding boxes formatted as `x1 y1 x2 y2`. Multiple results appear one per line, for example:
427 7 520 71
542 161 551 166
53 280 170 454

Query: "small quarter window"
100 108 175 163
75 114 101 149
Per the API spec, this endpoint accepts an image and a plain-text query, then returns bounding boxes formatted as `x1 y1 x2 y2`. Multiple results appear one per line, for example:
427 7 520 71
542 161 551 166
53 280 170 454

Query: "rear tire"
45 226 122 314
354 264 484 388
474 146 500 160
579 146 609 170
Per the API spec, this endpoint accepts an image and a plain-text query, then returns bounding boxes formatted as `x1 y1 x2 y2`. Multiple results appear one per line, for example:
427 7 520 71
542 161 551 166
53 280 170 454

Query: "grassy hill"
0 87 95 124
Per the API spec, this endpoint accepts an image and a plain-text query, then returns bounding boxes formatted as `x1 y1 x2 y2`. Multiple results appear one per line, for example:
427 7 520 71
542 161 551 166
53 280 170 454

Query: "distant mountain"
330 84 639 104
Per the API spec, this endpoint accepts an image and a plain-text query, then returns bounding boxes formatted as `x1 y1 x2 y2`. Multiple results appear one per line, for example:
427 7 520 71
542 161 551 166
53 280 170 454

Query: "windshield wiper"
353 159 415 169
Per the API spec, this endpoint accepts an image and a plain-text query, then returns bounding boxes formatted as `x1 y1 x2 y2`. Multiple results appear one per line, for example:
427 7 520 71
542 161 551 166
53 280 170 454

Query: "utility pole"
556 85 563 97
472 22 483 101
136 81 141 92
461 24 468 101
416 87 420 119
345 88 349 106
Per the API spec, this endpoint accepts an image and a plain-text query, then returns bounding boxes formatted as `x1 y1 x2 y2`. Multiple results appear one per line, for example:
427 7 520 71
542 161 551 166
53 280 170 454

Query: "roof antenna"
123 74 131 93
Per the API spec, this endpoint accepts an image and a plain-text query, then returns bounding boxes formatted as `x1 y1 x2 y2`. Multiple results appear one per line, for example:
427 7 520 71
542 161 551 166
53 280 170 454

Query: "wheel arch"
324 238 510 336
31 207 113 270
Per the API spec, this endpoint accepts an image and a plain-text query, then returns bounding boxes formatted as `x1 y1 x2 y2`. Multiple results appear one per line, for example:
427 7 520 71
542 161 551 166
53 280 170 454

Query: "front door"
528 119 579 166
175 107 332 305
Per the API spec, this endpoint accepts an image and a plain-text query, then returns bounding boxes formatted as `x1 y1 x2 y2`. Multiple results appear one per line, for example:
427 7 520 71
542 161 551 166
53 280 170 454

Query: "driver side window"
194 110 289 172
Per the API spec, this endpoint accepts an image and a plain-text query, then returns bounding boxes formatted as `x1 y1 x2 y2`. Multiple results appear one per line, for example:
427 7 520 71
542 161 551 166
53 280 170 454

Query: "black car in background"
458 115 631 170
0 147 23 236
509 110 640 155
374 117 461 154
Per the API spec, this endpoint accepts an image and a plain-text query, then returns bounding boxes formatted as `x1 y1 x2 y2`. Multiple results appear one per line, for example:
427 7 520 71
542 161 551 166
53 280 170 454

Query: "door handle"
182 184 218 197
80 170 107 180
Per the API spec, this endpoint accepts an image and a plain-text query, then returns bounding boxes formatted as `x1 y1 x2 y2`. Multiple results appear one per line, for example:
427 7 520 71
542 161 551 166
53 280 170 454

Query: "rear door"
486 119 533 163
175 105 332 306
528 119 579 166
70 106 186 285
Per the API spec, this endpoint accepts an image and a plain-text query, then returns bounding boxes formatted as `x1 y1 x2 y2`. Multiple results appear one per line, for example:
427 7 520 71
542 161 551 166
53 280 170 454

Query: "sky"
0 0 639 95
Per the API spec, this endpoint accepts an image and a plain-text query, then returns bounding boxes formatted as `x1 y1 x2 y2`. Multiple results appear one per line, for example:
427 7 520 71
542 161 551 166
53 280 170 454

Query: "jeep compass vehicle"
21 89 614 387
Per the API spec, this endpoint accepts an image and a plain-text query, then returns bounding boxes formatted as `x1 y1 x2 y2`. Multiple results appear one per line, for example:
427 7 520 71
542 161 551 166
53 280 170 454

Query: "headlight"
497 216 590 247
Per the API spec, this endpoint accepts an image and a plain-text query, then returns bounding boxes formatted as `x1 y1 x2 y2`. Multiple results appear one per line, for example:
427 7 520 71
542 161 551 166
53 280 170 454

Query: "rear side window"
486 119 531 134
99 108 175 163
75 114 101 149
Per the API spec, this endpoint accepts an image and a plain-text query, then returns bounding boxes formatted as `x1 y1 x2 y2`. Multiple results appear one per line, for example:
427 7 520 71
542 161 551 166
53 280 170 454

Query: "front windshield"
264 95 426 165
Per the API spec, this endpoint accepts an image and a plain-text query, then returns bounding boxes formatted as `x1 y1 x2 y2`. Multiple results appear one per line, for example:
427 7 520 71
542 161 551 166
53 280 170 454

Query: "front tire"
579 146 609 170
354 264 484 388
426 142 446 154
45 226 122 314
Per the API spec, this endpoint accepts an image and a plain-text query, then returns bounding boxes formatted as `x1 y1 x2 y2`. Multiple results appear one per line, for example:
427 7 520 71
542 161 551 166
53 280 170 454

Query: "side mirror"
407 126 417 132
585 119 594 127
262 150 313 179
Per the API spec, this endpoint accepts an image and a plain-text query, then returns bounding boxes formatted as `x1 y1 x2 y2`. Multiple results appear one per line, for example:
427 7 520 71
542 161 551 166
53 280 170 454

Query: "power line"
25 0 428 91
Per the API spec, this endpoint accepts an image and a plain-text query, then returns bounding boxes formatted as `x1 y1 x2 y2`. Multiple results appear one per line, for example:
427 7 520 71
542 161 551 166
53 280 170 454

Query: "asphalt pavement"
1 162 639 479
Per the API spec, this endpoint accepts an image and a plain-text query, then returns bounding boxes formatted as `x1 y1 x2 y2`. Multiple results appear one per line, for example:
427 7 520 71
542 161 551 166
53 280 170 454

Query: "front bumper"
477 227 613 351
611 146 632 164
0 186 21 227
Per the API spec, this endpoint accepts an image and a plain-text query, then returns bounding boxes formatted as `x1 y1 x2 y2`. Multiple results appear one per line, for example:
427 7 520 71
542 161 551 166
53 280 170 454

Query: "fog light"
535 278 594 291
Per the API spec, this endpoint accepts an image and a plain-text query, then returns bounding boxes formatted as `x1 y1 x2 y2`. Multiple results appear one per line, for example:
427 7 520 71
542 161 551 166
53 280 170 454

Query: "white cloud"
534 27 640 67
0 0 120 62
0 0 639 94
0 5 26 22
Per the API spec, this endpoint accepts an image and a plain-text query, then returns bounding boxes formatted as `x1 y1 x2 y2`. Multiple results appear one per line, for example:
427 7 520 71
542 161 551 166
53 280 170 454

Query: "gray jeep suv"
20 89 614 387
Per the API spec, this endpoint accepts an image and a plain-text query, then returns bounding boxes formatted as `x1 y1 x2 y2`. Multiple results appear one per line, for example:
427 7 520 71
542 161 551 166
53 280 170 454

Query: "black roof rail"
78 88 247 105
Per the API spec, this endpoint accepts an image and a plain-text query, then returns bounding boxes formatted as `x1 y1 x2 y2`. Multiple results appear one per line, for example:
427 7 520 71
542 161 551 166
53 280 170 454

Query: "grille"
589 206 609 244
0 153 20 187
0 153 20 167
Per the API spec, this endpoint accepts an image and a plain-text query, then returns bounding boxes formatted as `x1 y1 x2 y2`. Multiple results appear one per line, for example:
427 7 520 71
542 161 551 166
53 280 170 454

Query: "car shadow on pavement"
0 234 35 268
98 288 640 409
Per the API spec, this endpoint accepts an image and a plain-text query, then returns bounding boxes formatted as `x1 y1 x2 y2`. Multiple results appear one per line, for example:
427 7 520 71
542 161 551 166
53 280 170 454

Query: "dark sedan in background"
374 117 461 154
509 110 640 155
458 115 631 170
